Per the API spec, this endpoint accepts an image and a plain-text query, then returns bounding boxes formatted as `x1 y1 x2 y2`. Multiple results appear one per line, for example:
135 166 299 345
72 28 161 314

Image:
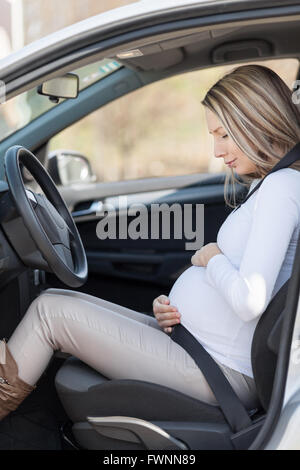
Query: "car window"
0 58 122 141
48 58 299 183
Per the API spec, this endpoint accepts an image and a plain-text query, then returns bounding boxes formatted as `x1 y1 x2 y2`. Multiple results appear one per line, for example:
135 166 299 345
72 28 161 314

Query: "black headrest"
251 279 289 411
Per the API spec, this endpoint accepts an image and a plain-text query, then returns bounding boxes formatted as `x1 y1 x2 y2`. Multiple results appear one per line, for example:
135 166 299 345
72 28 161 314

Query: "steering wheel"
4 145 88 287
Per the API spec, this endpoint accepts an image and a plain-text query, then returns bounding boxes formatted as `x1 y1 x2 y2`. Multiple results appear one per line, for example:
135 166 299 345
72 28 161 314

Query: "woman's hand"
152 294 181 334
191 242 222 267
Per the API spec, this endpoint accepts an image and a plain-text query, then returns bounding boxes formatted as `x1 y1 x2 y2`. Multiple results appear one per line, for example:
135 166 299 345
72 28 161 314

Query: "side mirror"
37 73 79 103
47 150 97 186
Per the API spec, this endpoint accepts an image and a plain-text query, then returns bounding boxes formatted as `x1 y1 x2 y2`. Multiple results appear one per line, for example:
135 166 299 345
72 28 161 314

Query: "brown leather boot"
0 339 36 421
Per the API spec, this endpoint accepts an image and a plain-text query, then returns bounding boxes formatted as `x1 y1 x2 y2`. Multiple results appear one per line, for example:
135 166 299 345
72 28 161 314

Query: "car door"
58 173 233 314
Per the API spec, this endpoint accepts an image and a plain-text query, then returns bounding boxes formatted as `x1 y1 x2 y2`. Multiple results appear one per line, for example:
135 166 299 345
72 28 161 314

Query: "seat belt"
170 141 300 433
171 324 252 432
232 141 300 213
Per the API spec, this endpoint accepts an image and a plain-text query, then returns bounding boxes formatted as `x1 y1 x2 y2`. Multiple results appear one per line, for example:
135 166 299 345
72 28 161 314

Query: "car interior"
0 3 300 450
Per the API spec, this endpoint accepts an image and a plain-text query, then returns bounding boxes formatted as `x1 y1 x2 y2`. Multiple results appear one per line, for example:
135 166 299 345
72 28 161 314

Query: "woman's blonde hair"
202 64 300 208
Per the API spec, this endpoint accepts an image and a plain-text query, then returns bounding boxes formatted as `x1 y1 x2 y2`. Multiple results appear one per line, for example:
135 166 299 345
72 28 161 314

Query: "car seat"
54 279 289 450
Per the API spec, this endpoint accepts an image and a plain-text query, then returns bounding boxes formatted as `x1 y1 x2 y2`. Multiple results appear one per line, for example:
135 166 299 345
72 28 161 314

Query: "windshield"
0 58 122 141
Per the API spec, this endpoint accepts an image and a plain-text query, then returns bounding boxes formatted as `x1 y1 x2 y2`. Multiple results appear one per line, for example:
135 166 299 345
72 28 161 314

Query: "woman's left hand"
191 242 222 267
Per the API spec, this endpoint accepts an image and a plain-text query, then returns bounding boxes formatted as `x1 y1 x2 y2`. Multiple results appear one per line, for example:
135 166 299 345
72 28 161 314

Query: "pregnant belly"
168 265 233 338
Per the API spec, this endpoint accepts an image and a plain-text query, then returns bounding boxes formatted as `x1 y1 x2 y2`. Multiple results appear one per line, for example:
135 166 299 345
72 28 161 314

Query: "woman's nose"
214 141 227 159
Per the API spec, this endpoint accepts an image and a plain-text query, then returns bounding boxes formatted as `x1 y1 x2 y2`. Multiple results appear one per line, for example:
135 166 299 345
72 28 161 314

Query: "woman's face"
205 107 258 176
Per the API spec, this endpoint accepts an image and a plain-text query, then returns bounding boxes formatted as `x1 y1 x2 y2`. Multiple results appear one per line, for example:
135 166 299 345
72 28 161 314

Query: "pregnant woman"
1 64 300 420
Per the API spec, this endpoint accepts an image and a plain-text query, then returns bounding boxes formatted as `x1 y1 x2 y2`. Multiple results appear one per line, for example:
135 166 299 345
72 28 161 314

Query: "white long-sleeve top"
168 168 300 377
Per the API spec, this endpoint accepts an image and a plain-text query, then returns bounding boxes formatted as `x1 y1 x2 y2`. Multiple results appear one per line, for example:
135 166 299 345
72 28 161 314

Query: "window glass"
48 58 299 182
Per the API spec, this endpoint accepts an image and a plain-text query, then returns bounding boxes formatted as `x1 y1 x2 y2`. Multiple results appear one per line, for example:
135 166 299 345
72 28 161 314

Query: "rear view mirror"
37 73 79 102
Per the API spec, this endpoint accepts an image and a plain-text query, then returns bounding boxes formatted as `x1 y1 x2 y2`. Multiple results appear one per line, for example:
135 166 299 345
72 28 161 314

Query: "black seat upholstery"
55 357 226 425
55 279 289 450
251 279 289 411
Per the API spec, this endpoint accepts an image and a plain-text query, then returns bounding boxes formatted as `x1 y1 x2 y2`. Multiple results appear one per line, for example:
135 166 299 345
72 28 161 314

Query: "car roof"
0 0 298 78
0 1 219 74
1 0 300 100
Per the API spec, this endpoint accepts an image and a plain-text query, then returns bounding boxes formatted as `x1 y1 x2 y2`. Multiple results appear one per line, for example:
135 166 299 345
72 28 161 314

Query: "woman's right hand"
152 295 181 334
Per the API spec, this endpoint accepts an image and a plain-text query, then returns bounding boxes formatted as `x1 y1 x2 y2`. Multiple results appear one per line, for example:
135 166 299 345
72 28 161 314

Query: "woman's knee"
42 287 78 297
27 291 90 328
25 292 62 325
23 292 70 351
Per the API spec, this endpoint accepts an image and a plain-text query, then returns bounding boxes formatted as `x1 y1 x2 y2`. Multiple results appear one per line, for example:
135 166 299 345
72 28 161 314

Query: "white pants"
7 288 260 410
